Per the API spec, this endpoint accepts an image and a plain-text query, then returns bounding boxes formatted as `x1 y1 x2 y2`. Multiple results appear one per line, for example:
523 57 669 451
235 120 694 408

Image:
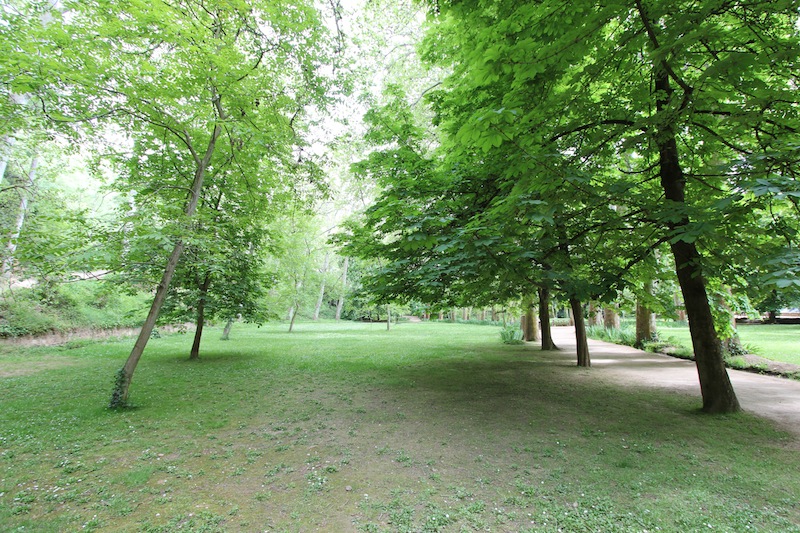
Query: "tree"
21 0 340 407
419 0 800 412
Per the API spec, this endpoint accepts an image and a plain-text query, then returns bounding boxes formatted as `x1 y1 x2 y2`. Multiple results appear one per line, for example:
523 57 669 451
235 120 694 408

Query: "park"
1 320 800 531
1 0 799 531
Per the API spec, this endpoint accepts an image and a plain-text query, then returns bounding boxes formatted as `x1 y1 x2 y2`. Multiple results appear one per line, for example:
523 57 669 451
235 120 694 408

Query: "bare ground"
549 326 800 440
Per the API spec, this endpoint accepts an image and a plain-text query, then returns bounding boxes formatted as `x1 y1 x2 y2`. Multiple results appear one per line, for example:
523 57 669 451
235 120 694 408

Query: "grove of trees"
1 0 798 413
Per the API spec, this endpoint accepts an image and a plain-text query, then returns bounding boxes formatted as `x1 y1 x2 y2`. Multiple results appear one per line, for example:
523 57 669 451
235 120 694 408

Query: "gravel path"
548 326 800 441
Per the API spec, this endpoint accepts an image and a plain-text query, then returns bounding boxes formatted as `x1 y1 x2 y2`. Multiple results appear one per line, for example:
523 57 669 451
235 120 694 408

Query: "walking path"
547 326 800 440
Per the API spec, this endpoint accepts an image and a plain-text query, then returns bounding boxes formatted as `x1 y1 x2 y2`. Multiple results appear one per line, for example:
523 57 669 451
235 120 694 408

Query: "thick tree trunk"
653 67 739 413
335 256 349 320
675 292 687 322
538 287 557 350
635 280 656 348
570 296 590 367
603 305 620 330
491 306 497 322
189 273 212 360
522 295 539 342
221 316 234 340
718 287 742 355
588 301 604 327
110 120 222 409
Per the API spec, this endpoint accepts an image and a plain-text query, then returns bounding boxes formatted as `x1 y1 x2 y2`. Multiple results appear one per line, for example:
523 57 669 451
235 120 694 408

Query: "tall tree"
25 0 339 407
420 0 799 412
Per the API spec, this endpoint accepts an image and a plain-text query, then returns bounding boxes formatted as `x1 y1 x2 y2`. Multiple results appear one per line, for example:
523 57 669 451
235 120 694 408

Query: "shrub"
500 325 524 344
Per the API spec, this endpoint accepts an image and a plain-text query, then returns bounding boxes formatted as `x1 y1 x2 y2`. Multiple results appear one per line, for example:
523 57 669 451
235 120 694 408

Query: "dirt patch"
0 324 194 348
0 356 81 378
735 353 800 378
550 326 800 442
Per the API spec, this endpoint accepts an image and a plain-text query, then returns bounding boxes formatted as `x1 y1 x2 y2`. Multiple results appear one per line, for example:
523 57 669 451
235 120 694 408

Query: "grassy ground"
1 321 798 532
658 323 800 365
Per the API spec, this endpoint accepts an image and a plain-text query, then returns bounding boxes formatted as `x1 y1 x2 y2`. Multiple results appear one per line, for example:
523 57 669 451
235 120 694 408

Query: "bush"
500 325 524 345
0 281 149 337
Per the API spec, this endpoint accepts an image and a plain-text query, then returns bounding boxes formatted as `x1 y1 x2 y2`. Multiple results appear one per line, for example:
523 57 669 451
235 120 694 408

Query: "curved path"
547 326 800 440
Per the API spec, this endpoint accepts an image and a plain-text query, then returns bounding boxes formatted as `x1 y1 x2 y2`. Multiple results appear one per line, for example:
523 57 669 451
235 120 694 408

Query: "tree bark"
386 304 391 330
313 252 330 320
491 306 497 322
603 304 620 330
335 256 349 320
570 296 590 367
1 158 37 278
522 295 539 342
588 301 604 327
635 279 656 348
110 118 222 409
538 287 557 350
221 316 234 340
189 273 212 360
652 66 740 413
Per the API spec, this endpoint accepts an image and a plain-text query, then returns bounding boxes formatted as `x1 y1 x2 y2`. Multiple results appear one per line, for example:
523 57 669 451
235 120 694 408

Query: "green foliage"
108 366 128 410
0 281 148 337
499 325 524 344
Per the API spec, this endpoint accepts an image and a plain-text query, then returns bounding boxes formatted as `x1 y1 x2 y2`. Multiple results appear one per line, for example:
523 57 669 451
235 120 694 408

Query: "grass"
657 323 800 365
1 321 799 532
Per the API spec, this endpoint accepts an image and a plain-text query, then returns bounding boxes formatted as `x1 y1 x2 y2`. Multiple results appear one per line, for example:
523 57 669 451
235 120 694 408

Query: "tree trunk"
288 303 298 332
491 306 497 322
1 158 37 278
386 304 391 330
110 120 222 409
635 279 656 348
522 295 539 342
335 256 349 320
570 296 590 367
718 286 742 355
588 302 604 327
221 316 234 340
538 287 557 350
675 292 687 322
313 252 330 321
652 66 739 413
438 310 444 320
603 304 620 330
189 273 212 360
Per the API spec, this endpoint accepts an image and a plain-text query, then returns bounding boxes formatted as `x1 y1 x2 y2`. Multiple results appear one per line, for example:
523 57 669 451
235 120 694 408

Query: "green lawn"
658 323 800 365
1 321 798 532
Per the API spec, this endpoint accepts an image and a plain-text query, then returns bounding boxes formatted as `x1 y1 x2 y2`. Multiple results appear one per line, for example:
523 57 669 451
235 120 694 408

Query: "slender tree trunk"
570 296 590 366
539 287 556 350
491 306 497 322
221 316 234 340
635 279 656 348
313 252 330 321
652 66 739 413
386 304 391 330
189 273 212 360
288 303 298 332
1 158 37 278
110 120 222 409
335 256 349 320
